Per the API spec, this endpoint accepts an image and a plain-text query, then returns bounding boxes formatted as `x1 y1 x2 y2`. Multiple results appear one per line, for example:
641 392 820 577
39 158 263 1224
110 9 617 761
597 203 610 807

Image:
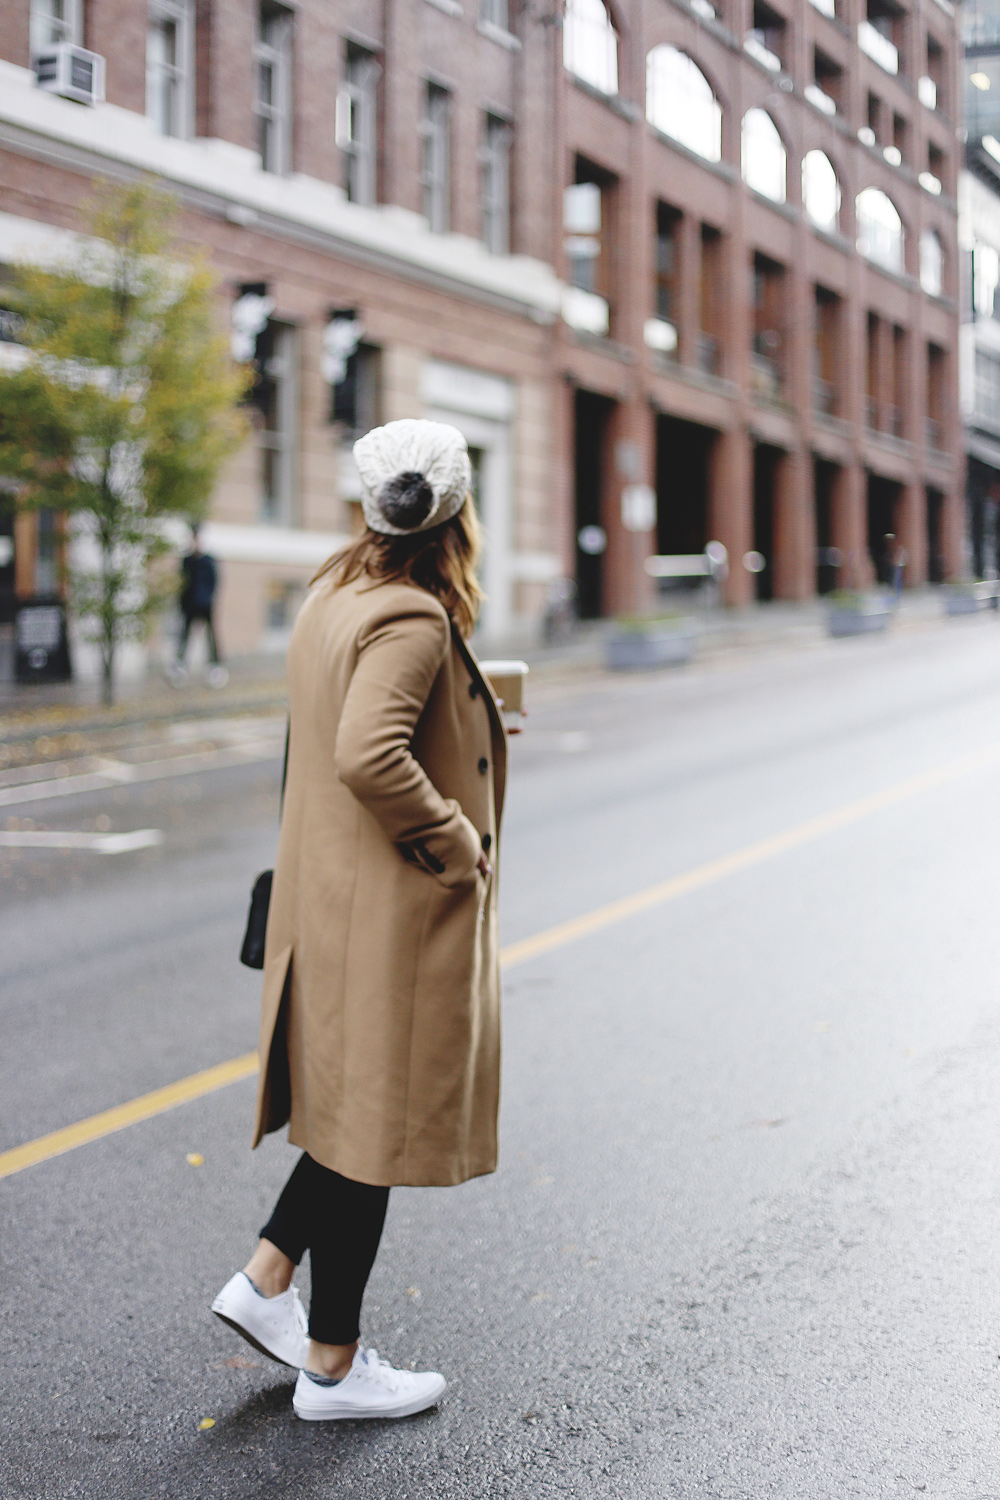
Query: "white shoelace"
357 1349 402 1394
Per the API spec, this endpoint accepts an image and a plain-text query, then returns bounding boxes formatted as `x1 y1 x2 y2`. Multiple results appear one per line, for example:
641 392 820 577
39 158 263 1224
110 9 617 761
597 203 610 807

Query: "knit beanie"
353 419 472 537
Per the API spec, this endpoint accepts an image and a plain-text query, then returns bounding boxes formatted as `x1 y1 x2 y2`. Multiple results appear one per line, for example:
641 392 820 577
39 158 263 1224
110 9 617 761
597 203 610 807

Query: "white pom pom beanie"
353 419 473 536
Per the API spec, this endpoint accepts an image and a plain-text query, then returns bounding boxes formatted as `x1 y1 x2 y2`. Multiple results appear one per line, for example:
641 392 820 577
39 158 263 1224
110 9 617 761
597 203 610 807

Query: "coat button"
478 756 488 774
469 681 479 698
482 832 492 852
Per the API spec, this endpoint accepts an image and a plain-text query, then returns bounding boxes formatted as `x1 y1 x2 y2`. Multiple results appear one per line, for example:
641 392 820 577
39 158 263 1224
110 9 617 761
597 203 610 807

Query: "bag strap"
280 718 289 819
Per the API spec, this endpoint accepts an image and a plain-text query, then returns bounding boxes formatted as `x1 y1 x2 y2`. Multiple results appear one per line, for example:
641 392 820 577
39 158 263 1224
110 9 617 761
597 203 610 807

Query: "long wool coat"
252 573 507 1187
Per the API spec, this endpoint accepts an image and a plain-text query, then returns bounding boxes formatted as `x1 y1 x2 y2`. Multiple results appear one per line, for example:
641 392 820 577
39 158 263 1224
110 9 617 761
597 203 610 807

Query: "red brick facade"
0 0 964 668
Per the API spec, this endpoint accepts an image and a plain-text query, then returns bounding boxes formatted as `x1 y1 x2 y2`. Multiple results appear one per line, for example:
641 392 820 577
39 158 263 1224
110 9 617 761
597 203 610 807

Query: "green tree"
0 182 249 703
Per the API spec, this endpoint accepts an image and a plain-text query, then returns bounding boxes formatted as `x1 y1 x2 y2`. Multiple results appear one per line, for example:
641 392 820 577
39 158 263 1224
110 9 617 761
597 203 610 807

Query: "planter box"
606 623 695 671
944 589 979 616
826 598 893 638
944 583 1000 615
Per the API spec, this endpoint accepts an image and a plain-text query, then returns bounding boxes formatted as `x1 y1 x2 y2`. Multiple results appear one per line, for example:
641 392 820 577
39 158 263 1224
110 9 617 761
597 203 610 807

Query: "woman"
211 419 506 1422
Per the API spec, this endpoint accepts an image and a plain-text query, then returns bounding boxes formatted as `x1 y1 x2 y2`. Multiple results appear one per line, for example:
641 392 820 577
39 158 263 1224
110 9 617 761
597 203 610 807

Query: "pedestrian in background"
170 524 228 687
212 419 506 1422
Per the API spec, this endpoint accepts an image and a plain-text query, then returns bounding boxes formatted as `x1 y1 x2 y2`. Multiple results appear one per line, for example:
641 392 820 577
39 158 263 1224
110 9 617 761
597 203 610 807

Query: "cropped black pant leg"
260 1153 390 1345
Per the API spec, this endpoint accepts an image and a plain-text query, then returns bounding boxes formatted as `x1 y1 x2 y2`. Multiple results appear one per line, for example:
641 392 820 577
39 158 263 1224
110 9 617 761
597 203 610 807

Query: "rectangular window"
147 0 193 138
975 349 1000 424
256 4 293 175
332 342 380 439
654 204 680 325
866 312 879 428
890 324 906 435
751 253 784 398
30 0 82 54
481 114 511 255
746 0 785 71
337 44 380 207
480 0 509 27
564 161 615 325
254 320 297 524
698 225 722 374
421 84 451 233
926 343 946 450
863 0 903 77
812 48 843 112
813 286 840 415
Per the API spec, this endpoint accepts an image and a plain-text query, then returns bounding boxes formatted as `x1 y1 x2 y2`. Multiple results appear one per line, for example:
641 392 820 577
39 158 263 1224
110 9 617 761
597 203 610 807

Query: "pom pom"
378 471 435 531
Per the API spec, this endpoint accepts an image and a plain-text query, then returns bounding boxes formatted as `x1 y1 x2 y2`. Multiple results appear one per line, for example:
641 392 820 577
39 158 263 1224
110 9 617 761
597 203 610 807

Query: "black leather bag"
239 723 288 970
240 870 273 969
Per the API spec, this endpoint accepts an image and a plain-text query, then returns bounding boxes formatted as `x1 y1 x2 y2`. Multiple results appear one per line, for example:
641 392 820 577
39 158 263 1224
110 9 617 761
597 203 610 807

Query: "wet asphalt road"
3 616 1000 1499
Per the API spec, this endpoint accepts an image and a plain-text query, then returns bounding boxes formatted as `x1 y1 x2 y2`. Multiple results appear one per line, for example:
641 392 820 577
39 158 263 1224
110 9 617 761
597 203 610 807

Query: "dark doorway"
926 486 945 584
814 458 838 595
655 416 712 556
966 460 999 579
752 444 781 601
574 389 613 619
866 473 901 585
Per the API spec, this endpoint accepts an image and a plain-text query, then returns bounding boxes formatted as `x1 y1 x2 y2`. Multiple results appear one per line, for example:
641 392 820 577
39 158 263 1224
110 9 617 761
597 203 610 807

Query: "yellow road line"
0 1053 259 1180
4 738 999 1182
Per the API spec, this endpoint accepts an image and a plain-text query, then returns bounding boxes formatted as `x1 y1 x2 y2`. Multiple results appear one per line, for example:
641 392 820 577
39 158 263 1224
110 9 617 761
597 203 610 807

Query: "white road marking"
0 739 283 808
0 828 164 854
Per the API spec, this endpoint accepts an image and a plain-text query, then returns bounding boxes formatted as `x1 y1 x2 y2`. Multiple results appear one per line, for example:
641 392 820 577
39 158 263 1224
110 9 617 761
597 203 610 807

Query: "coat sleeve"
334 599 482 889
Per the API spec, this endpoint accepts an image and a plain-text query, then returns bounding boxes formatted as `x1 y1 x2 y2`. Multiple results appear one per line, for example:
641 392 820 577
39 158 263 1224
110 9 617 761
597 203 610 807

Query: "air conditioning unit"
34 44 106 106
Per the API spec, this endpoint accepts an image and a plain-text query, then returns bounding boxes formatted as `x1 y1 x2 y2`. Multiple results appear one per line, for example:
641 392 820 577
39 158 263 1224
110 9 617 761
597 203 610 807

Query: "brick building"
555 0 964 612
0 0 966 669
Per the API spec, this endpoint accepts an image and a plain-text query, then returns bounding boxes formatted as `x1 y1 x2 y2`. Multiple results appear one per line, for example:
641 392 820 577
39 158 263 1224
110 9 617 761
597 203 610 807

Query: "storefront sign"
15 598 71 684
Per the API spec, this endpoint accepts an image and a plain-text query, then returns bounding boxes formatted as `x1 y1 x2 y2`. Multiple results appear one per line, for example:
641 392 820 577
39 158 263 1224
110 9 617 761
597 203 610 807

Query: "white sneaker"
211 1271 310 1369
292 1346 446 1421
206 665 229 688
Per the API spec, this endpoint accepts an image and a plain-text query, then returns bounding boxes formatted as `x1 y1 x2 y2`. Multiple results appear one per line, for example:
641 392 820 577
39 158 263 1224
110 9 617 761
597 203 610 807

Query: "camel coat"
251 573 507 1187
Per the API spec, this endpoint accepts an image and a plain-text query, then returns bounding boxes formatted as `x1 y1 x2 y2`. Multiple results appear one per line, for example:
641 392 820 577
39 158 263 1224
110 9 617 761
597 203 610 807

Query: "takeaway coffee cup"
479 660 528 733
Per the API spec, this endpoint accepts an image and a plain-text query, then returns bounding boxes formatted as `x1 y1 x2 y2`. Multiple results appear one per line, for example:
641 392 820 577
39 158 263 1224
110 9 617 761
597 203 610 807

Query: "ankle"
242 1238 295 1299
306 1339 358 1379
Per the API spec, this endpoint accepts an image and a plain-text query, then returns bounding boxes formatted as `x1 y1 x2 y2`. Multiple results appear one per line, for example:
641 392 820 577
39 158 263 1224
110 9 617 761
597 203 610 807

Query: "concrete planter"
944 588 979 616
606 621 695 671
826 596 893 638
944 583 999 615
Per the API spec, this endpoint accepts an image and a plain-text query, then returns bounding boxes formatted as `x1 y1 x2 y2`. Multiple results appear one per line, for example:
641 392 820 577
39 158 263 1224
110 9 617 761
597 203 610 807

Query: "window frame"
255 318 299 527
338 44 380 207
30 0 82 56
480 113 512 255
563 0 619 98
255 4 294 177
741 108 787 204
646 46 722 164
421 83 452 234
146 0 195 140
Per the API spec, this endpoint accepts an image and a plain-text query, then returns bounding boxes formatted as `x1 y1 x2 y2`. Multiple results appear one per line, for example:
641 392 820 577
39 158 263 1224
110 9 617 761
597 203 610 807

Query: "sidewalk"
0 587 985 750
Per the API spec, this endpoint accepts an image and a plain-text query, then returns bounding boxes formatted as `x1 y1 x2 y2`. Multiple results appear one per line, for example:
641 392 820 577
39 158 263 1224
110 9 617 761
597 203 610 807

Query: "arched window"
646 46 722 163
564 0 618 97
919 229 943 297
741 109 786 203
802 150 841 233
856 187 904 273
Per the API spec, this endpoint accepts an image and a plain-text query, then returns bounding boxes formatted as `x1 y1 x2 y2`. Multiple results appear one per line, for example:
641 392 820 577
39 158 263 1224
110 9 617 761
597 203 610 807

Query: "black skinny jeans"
260 1153 389 1345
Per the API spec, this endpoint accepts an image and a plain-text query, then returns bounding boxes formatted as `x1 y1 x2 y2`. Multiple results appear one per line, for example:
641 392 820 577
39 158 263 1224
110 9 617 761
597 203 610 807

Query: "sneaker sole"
293 1383 446 1422
211 1306 301 1369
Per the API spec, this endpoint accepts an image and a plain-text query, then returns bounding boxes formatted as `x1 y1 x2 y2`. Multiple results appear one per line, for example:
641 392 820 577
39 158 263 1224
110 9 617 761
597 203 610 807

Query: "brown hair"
312 496 484 639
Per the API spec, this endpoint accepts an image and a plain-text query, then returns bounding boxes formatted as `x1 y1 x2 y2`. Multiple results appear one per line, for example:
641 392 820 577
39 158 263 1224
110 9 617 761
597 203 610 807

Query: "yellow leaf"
186 1152 204 1166
198 1418 215 1431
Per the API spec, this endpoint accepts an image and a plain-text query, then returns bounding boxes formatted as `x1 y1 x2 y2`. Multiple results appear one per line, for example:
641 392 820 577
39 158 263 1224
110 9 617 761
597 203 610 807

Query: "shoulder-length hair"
312 496 484 639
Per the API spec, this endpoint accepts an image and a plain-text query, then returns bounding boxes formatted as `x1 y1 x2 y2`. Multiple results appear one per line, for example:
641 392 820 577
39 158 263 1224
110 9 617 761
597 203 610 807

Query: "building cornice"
0 61 561 325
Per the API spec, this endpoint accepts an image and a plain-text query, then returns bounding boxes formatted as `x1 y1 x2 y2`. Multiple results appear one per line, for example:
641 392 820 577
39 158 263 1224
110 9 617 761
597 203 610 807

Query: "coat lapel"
452 627 507 822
